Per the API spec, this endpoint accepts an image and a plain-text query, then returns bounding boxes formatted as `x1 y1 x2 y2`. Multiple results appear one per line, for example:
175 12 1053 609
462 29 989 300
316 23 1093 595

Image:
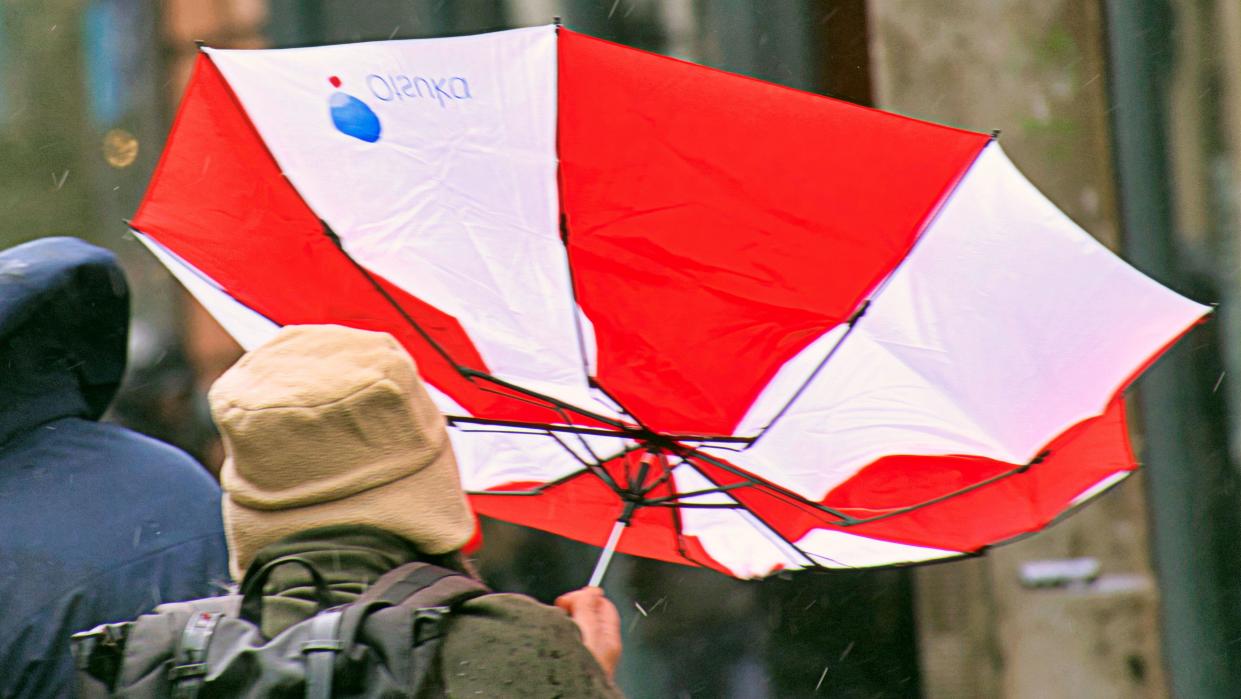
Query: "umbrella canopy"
132 25 1208 579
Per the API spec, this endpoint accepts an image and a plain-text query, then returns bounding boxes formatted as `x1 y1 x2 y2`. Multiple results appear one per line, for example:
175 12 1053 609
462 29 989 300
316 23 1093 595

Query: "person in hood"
209 323 623 696
0 237 228 697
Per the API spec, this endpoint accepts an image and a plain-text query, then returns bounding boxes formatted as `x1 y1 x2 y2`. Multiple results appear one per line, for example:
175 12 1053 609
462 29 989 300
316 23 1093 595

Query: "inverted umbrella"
131 25 1208 581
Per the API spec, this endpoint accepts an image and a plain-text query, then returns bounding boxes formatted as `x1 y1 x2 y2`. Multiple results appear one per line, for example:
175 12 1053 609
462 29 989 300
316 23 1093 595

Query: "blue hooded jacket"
0 238 228 697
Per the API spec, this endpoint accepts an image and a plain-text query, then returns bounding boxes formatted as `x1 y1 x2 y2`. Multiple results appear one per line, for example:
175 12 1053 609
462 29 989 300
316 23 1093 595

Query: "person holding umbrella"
77 323 622 696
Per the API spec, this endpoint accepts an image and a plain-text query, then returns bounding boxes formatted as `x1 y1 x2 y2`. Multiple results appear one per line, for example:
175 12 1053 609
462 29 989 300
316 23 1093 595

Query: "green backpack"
71 556 490 698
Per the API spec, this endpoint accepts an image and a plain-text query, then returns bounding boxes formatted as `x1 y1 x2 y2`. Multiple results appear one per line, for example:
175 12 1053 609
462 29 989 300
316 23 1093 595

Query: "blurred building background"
2 0 1240 696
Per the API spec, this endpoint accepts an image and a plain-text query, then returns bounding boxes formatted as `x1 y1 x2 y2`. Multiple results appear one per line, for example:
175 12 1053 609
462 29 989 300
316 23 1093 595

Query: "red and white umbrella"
132 25 1208 580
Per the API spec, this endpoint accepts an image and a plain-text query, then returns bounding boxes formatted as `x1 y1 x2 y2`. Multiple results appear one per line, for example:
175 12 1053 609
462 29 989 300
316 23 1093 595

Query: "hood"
0 237 129 444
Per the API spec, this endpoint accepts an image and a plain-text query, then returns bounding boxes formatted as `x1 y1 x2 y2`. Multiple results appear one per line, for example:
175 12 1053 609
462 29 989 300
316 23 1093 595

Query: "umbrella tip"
193 39 207 50
990 128 1002 140
553 16 562 27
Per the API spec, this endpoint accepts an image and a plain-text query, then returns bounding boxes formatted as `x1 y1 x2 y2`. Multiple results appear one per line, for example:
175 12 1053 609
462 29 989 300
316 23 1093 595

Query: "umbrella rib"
642 482 754 505
446 416 629 439
323 221 469 376
460 369 628 428
746 300 870 447
683 446 854 523
646 502 746 509
546 431 626 495
546 430 602 470
678 459 825 569
829 450 1051 526
660 457 725 570
559 213 598 393
690 444 1053 528
466 464 592 496
471 381 623 448
655 455 826 571
637 452 683 496
443 415 751 445
321 221 629 430
466 434 635 498
554 217 653 434
547 402 608 466
587 378 649 430
454 426 570 437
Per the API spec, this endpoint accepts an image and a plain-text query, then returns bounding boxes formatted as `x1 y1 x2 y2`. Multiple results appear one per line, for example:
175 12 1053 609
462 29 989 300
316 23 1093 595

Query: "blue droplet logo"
328 76 381 143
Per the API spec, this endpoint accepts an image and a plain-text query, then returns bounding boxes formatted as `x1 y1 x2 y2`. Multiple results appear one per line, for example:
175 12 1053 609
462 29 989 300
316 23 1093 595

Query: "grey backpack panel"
72 559 489 698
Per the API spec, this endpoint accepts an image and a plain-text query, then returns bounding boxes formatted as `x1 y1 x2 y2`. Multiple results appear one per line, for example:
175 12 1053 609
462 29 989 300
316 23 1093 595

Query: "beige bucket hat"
209 324 474 580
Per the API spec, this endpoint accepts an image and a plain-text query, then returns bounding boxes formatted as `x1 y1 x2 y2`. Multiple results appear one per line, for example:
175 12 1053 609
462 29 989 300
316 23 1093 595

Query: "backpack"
70 556 491 698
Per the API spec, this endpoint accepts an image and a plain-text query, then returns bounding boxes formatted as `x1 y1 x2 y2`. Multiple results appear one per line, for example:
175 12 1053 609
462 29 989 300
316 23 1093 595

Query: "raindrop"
1214 371 1225 393
814 664 829 692
608 0 620 18
51 170 69 190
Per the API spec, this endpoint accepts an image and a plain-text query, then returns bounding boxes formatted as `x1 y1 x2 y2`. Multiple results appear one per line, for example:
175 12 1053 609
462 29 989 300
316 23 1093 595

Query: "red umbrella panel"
131 26 1208 579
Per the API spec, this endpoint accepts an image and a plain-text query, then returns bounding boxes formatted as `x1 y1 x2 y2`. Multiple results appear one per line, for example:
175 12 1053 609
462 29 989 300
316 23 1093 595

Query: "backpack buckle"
171 611 222 699
302 610 344 699
412 605 452 642
169 663 207 680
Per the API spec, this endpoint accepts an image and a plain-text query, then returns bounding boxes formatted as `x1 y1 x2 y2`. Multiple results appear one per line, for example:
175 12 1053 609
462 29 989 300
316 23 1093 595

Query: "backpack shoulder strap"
359 562 487 607
338 562 490 650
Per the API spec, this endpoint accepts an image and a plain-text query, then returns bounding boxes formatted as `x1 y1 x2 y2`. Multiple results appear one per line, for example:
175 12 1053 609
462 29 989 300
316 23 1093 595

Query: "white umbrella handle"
588 518 629 587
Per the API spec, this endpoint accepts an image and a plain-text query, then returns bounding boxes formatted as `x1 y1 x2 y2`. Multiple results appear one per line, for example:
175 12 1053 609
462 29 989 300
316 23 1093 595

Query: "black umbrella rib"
464 372 630 432
637 454 680 496
587 378 649 430
460 369 626 428
324 223 465 370
555 218 653 433
676 458 840 569
682 446 855 523
642 481 754 505
647 502 747 509
826 450 1052 526
545 430 627 494
321 222 627 429
465 463 592 496
464 437 638 498
745 299 871 448
547 402 608 466
463 427 630 498
443 415 752 446
554 216 655 433
446 416 626 438
655 457 738 571
559 213 598 391
689 443 1054 528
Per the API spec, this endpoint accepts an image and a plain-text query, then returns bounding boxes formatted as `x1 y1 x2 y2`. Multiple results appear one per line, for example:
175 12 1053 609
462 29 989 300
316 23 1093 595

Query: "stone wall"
868 2 1167 697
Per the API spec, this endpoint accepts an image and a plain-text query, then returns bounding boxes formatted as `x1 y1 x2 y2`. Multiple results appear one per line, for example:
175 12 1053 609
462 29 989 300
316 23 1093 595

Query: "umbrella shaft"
588 519 628 587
